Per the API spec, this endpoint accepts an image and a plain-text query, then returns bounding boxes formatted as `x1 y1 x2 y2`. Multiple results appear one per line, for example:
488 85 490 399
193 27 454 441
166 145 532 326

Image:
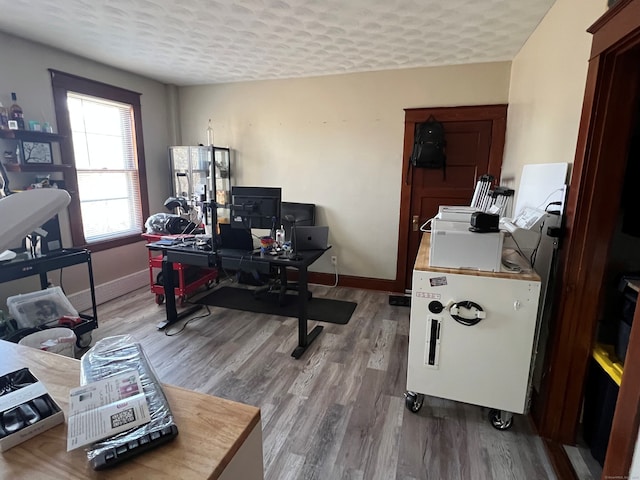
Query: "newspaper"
67 370 151 451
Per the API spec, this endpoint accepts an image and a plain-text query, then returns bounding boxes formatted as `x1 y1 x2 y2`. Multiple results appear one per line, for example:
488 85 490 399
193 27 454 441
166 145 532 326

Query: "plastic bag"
80 335 177 466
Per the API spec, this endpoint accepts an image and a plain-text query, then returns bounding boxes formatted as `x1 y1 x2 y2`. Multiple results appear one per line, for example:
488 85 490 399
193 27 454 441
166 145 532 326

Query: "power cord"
529 219 546 267
164 303 211 336
420 217 435 232
331 262 339 287
448 300 485 326
535 188 564 211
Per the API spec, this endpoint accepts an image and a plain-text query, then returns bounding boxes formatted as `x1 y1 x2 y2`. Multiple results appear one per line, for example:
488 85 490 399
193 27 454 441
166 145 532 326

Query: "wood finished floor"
86 281 556 480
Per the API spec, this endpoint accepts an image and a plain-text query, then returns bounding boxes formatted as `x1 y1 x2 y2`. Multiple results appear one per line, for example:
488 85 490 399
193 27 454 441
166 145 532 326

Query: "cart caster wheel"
178 296 188 307
489 409 513 430
155 294 165 305
404 391 424 413
206 280 214 289
76 333 92 349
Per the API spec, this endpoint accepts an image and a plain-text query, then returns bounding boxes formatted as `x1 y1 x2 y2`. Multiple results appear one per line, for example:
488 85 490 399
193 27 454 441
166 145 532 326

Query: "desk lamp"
0 189 71 261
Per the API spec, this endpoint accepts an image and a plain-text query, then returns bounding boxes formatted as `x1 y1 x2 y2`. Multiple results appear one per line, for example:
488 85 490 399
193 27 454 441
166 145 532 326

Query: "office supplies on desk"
80 335 178 470
292 226 329 251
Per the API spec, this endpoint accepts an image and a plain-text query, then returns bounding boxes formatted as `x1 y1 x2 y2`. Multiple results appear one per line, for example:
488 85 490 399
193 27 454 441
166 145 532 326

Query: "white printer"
429 213 504 272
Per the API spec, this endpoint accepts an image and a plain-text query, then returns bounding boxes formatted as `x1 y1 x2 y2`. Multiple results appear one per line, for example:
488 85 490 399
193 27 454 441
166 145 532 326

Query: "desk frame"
147 243 328 359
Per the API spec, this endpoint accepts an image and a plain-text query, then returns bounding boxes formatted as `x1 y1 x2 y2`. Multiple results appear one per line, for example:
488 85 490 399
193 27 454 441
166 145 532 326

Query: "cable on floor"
164 304 211 336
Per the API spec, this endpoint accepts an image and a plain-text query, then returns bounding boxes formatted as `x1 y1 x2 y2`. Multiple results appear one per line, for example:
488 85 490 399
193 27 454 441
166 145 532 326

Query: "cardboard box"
0 368 64 452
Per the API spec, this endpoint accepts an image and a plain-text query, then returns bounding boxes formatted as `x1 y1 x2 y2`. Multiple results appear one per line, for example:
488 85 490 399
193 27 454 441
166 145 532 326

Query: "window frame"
50 69 150 252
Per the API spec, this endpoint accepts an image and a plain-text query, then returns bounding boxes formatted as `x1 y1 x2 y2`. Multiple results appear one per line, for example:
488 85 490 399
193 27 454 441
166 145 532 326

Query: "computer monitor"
230 186 281 230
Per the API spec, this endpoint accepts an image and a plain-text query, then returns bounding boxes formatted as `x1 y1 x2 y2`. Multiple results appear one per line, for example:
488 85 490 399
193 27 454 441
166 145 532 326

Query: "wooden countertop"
415 233 541 281
0 340 261 479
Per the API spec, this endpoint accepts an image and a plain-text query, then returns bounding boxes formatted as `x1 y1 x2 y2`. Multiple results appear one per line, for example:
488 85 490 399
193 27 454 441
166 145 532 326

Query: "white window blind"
67 93 143 243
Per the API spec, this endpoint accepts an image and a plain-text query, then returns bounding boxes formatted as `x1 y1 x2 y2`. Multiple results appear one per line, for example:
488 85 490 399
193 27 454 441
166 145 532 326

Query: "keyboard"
80 338 178 470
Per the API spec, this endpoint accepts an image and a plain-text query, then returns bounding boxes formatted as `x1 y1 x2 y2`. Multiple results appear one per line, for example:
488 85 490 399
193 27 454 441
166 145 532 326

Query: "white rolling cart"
405 233 541 429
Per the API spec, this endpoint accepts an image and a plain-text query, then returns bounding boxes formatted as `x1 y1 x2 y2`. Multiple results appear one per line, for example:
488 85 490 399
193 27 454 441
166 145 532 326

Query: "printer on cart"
429 215 504 272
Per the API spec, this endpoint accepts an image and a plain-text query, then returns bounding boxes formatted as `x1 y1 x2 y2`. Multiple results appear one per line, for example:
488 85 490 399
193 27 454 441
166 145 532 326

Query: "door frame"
532 0 640 476
395 105 507 293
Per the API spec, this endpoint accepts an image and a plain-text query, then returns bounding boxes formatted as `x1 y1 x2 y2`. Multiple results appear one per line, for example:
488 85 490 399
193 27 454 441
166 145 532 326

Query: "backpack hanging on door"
410 116 447 173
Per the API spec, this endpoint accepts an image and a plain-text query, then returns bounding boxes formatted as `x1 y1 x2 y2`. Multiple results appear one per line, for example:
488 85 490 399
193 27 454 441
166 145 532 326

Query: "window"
50 70 149 251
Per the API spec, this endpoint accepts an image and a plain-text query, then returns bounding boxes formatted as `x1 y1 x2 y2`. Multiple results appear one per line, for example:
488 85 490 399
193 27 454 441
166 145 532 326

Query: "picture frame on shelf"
21 140 53 164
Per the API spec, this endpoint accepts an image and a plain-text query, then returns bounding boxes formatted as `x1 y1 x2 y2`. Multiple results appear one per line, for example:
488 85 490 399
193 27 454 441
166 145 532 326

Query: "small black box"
469 212 499 233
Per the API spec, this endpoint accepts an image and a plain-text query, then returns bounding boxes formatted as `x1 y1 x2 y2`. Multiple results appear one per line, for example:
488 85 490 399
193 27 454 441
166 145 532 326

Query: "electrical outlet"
331 255 338 265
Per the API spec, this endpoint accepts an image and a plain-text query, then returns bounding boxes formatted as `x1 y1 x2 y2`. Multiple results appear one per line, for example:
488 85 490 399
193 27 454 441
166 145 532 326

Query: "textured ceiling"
0 0 555 86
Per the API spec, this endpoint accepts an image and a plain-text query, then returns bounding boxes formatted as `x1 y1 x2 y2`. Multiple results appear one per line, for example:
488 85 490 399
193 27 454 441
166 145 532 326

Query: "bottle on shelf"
9 93 25 130
0 102 8 130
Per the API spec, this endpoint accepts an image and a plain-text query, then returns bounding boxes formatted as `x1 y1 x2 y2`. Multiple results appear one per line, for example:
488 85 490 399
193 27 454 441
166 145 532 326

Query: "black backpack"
410 116 447 172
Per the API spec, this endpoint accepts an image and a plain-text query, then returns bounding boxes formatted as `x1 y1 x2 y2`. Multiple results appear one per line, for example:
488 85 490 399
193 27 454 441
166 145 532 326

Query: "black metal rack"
0 248 98 346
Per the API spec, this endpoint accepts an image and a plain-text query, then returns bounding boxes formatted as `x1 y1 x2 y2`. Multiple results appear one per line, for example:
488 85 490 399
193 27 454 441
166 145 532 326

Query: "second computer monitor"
230 186 282 230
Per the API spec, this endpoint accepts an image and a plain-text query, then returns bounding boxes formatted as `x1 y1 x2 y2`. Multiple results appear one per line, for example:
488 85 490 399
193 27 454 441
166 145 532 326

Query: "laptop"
292 226 329 251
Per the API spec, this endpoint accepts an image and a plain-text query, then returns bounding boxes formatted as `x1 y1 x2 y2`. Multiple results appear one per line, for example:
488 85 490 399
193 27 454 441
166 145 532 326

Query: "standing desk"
146 242 329 359
0 339 263 479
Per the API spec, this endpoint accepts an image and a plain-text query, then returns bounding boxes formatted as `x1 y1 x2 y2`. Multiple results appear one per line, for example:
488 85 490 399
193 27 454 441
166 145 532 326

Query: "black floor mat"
389 295 411 307
199 286 357 325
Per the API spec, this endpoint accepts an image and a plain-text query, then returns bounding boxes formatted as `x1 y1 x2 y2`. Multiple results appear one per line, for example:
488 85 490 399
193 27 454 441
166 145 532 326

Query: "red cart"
142 233 217 306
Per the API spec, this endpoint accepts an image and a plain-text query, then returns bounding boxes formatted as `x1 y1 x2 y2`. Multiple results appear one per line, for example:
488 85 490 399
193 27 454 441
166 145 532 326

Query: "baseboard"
306 271 401 293
67 269 148 312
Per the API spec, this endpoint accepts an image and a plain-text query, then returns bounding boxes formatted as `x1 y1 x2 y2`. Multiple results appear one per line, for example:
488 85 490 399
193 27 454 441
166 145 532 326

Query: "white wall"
501 0 607 192
0 0 609 302
0 32 172 306
179 63 511 280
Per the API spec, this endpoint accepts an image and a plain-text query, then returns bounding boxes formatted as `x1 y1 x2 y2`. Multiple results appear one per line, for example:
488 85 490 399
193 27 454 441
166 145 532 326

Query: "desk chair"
256 202 316 304
281 202 316 239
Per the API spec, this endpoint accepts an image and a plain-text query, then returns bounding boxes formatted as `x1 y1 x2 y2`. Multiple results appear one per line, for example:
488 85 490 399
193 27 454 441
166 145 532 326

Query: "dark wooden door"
396 105 507 292
405 120 493 288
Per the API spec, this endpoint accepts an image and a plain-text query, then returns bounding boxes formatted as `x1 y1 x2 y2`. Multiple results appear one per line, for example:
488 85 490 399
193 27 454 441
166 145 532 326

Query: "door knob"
412 215 419 231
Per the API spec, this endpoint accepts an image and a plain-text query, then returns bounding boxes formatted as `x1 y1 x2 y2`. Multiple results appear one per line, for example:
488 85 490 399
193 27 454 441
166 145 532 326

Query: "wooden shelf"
0 130 64 142
3 163 72 173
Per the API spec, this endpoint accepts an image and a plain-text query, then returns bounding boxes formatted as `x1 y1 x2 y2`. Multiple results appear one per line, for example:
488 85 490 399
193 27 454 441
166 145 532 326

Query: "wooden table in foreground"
0 340 263 479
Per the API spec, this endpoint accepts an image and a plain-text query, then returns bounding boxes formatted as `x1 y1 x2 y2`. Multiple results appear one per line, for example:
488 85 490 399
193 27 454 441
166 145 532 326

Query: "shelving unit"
140 145 232 305
0 130 94 346
0 129 72 194
3 163 72 173
582 276 637 468
213 147 231 226
0 129 64 142
167 145 232 229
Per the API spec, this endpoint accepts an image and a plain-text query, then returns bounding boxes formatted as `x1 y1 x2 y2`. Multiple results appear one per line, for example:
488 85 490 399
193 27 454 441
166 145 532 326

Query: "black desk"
0 248 98 344
146 242 329 359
